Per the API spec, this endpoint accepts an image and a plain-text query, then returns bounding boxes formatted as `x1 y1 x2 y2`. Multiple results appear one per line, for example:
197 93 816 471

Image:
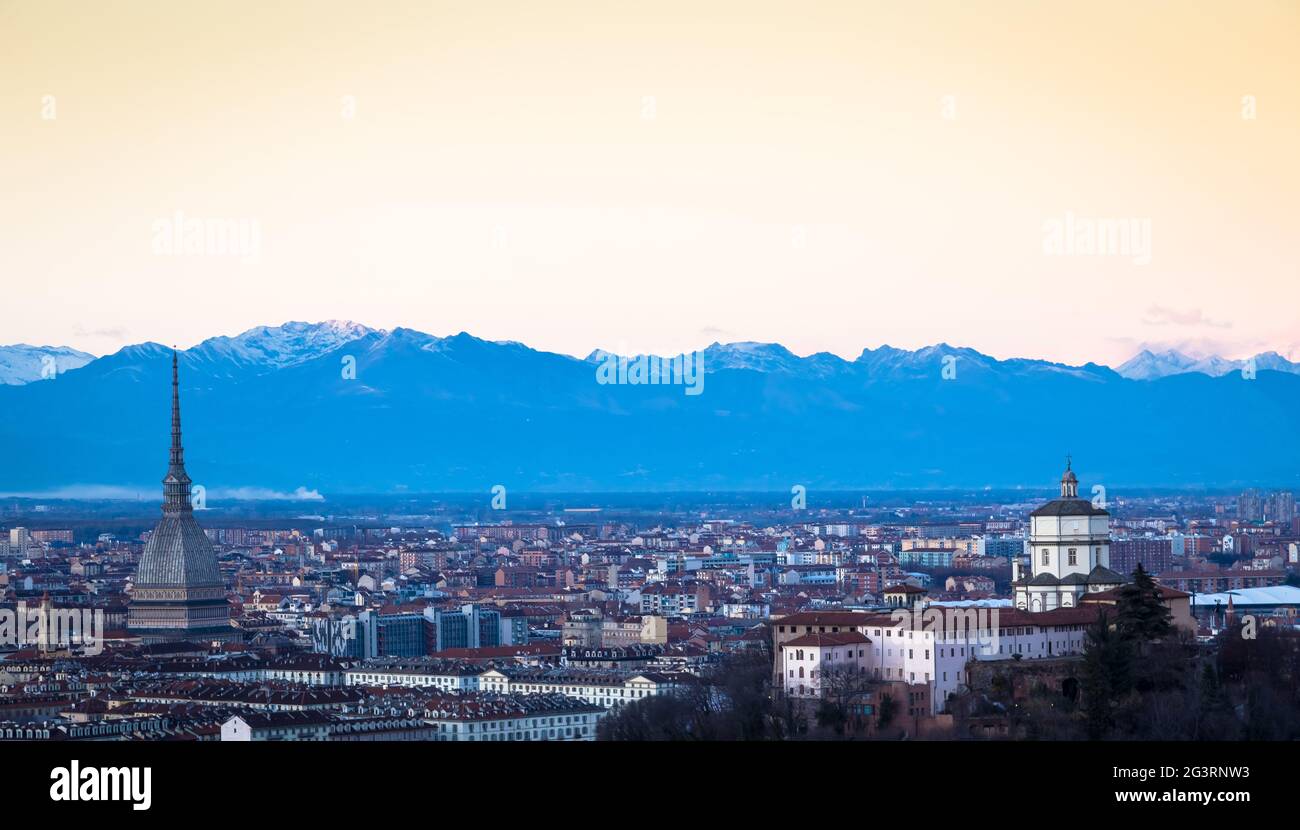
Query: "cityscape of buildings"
5 2 1296 817
2 358 1297 742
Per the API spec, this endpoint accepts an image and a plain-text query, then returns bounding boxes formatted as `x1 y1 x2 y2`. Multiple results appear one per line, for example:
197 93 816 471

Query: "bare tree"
813 662 877 736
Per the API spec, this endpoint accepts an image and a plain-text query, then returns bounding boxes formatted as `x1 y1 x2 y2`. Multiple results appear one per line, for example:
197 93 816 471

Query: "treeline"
596 650 806 741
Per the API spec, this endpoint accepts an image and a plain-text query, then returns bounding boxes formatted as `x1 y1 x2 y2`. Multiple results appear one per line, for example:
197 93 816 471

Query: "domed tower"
1060 461 1079 498
1013 458 1123 612
127 352 239 644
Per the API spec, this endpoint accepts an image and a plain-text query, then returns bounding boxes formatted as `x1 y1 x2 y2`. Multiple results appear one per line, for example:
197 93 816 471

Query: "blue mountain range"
1 321 1297 494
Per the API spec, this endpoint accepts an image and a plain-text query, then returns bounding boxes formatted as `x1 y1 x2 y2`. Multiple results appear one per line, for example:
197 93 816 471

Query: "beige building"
563 610 668 648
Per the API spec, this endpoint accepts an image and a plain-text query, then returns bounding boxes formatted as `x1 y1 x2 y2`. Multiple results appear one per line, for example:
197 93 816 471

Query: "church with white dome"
1013 460 1126 612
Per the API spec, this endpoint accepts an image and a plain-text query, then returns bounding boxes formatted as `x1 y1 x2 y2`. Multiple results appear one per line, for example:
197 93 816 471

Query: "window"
1068 548 1077 566
1041 549 1050 565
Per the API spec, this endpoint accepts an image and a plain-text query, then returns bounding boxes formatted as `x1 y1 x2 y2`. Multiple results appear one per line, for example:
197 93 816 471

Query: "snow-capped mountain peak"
1115 349 1198 380
186 320 378 373
1116 348 1300 380
0 344 95 385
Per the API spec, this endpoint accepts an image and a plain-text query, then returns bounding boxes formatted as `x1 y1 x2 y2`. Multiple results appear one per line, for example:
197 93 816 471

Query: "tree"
1194 662 1237 740
1114 563 1172 644
1081 608 1133 739
812 663 876 736
878 693 898 730
713 651 777 740
1013 686 1082 740
598 651 797 741
1219 627 1300 740
597 691 705 741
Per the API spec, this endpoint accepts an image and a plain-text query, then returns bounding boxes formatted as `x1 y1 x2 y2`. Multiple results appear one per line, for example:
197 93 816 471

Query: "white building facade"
1014 462 1125 611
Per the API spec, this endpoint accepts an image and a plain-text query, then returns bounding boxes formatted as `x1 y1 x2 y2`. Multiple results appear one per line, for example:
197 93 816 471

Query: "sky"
2 0 1297 367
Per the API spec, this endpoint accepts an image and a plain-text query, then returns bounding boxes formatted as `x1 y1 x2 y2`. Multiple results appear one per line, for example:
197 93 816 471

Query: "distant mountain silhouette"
1115 348 1300 380
2 321 1297 494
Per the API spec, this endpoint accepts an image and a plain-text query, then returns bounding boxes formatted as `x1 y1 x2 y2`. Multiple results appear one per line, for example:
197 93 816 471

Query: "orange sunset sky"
2 0 1297 366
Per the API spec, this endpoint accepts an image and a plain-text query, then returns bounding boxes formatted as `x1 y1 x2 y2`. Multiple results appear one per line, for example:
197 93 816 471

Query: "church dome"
1029 456 1107 515
136 515 222 588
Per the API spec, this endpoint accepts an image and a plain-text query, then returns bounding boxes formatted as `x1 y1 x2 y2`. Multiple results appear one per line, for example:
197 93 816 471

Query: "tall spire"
170 349 184 469
162 350 193 516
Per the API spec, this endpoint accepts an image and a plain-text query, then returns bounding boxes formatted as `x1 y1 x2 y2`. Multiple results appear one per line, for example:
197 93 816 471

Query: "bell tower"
1060 455 1078 498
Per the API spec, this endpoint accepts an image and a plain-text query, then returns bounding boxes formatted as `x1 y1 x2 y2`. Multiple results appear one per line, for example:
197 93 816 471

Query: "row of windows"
435 717 595 732
1041 546 1101 566
442 726 591 741
789 648 865 661
787 665 944 692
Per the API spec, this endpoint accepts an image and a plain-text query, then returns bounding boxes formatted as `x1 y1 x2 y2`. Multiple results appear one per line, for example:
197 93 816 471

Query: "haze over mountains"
1 321 1297 495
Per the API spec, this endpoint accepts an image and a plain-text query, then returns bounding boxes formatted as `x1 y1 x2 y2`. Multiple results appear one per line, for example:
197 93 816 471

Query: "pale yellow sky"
2 0 1296 365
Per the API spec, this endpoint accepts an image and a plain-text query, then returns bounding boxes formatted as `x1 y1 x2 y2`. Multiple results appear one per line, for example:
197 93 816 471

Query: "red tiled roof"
783 631 871 648
772 611 881 627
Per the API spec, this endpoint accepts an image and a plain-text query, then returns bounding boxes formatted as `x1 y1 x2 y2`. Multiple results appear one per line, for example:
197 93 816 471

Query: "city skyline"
4 0 1298 808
